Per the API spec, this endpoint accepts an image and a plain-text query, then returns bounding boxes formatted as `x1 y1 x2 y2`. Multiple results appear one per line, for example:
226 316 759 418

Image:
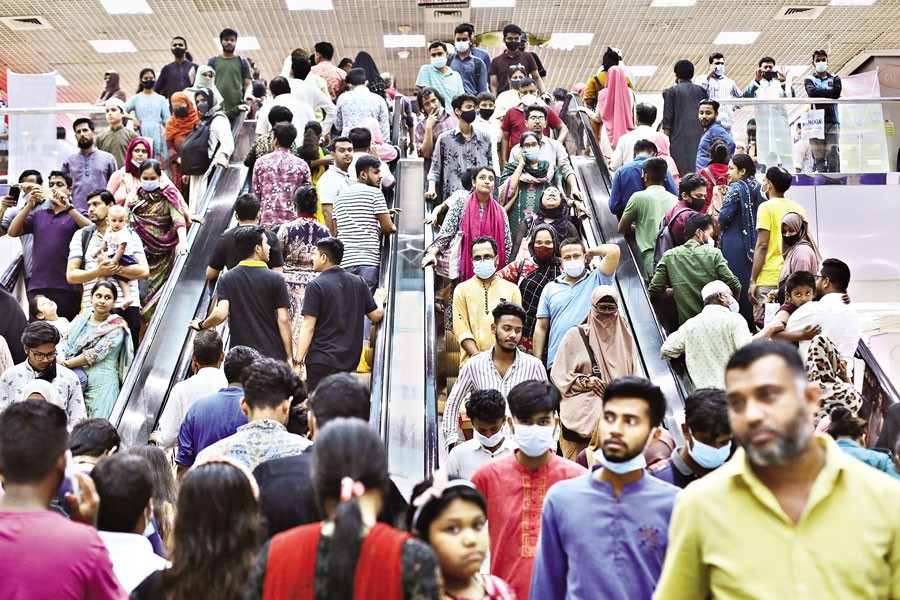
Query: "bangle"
292 358 302 366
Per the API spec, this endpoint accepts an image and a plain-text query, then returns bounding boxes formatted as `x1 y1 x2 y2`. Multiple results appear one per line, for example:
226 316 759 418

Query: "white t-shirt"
255 94 316 137
445 436 515 480
786 293 862 362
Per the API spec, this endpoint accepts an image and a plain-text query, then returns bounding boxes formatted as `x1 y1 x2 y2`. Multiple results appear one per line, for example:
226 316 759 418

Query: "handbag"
427 230 464 280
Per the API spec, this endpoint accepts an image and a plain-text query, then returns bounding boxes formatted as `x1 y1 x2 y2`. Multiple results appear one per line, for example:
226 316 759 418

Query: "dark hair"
127 444 178 540
69 418 120 457
269 76 291 97
507 380 559 420
470 165 495 185
517 77 536 90
219 28 238 41
465 389 507 424
519 131 541 148
338 57 353 69
21 321 60 348
28 295 48 321
820 258 850 291
602 376 666 427
765 166 792 194
502 24 522 38
19 169 43 184
679 172 707 198
476 92 495 104
451 93 478 111
674 59 695 80
355 154 381 178
633 139 658 156
291 55 312 80
492 300 526 325
428 40 448 53
268 105 294 126
699 98 720 113
507 65 529 79
317 237 344 264
409 479 486 540
136 68 156 93
48 170 73 188
812 49 828 60
758 56 776 67
313 419 389 599
454 23 474 36
417 86 444 108
348 126 372 150
785 270 816 293
223 346 261 383
272 122 298 148
292 184 319 215
330 136 352 152
93 454 153 533
90 280 118 302
233 193 261 221
552 87 568 102
309 372 371 427
725 340 806 380
558 236 585 254
0 401 68 484
242 358 305 411
193 329 223 366
709 139 731 164
314 41 335 60
86 188 115 205
730 153 756 179
635 103 657 125
685 213 714 240
305 120 323 136
470 235 498 257
345 67 367 87
602 47 622 71
139 158 163 178
684 388 730 438
164 462 261 600
827 407 866 439
234 225 265 261
642 156 668 183
72 117 94 131
172 35 187 45
524 104 548 120
708 52 725 64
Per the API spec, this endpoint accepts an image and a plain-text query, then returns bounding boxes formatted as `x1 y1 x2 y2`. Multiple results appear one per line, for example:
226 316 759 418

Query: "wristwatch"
292 358 303 366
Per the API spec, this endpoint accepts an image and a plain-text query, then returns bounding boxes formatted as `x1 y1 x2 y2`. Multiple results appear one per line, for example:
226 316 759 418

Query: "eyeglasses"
593 303 618 314
29 349 57 360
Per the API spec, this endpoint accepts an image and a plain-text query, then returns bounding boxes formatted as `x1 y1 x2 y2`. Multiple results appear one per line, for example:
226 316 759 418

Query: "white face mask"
688 437 732 469
562 260 585 278
455 40 470 54
728 297 740 313
514 423 555 457
815 61 828 74
593 427 657 474
473 258 497 280
520 94 539 107
473 427 505 449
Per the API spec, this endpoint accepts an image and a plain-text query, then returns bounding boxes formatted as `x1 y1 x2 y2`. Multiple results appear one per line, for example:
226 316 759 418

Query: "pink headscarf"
654 131 681 183
458 191 508 281
572 83 586 98
360 117 398 163
597 66 634 149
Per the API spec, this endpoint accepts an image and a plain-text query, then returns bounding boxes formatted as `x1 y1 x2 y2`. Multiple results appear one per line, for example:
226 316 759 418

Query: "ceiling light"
828 0 876 5
629 65 658 77
55 74 70 86
383 34 426 48
100 0 152 14
397 50 410 60
650 0 696 6
470 0 517 6
286 0 334 9
89 39 137 53
546 33 594 50
213 36 261 51
712 31 760 45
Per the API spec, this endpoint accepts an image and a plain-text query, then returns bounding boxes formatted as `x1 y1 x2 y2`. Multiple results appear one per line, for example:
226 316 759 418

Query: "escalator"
110 116 254 447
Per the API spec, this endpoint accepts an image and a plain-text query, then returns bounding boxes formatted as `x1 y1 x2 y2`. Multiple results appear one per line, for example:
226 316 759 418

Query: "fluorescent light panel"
829 0 875 5
383 34 426 48
629 65 658 77
650 0 696 6
546 33 594 50
89 39 137 53
213 36 261 51
286 0 334 9
100 0 152 14
55 74 70 86
713 31 760 45
470 0 517 7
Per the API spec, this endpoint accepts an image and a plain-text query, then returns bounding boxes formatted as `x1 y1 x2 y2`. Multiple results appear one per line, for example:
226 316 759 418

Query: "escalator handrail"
857 340 900 408
423 190 438 476
110 114 247 428
390 95 408 159
1 253 23 293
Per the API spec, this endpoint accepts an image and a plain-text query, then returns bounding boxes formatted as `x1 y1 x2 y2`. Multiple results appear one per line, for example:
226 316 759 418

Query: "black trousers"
305 363 347 393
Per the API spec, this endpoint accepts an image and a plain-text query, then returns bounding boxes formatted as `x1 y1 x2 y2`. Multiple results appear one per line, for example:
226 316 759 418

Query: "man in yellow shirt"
748 166 807 313
655 340 900 599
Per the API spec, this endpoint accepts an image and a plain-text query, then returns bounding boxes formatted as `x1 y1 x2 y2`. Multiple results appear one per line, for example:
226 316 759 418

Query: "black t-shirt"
0 287 27 363
253 447 409 538
217 264 291 360
301 267 376 370
208 226 284 272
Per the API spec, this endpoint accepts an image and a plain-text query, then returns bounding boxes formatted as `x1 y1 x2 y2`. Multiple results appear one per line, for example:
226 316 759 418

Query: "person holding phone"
0 169 45 282
743 56 795 171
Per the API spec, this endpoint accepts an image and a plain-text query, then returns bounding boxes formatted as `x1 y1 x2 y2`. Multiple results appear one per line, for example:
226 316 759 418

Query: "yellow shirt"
756 197 807 286
654 434 900 600
452 276 521 365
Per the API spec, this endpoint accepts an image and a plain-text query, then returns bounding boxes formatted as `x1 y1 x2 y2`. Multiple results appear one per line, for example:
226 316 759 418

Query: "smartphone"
64 449 82 502
763 70 778 81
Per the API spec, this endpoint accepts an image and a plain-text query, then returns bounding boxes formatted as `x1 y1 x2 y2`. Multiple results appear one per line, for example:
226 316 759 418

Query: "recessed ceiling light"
470 0 517 6
383 34 426 48
89 39 137 53
286 0 334 9
397 50 410 60
100 0 152 14
712 31 761 45
629 65 658 77
213 36 261 51
55 74 70 86
546 33 594 50
829 0 875 5
650 0 696 6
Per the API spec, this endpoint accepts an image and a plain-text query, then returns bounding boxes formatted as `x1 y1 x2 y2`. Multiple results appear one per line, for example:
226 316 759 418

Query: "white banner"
803 109 825 139
7 70 57 182
838 69 889 173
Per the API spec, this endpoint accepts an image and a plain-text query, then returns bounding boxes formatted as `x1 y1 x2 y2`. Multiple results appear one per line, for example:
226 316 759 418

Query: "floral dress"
277 216 332 349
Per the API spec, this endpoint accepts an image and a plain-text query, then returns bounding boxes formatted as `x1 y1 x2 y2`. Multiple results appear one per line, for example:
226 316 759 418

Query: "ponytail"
328 495 365 599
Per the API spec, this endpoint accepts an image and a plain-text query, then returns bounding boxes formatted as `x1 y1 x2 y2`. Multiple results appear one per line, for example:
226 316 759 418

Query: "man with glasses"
698 52 742 131
509 104 584 202
0 322 86 425
499 79 567 166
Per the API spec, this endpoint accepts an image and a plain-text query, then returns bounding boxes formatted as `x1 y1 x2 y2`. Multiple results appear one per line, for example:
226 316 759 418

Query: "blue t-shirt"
175 387 248 467
537 267 615 367
608 156 678 218
415 64 465 107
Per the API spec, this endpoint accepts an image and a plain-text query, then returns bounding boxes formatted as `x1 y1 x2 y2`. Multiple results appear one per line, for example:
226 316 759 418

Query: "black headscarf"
536 188 577 242
520 223 561 338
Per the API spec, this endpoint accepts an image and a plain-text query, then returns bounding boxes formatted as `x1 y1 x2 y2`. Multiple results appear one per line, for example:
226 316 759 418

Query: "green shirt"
648 239 742 325
621 185 677 274
211 56 250 113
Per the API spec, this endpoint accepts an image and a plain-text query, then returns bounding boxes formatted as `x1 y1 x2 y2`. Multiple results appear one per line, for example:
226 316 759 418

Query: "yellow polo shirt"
654 434 900 599
755 197 806 287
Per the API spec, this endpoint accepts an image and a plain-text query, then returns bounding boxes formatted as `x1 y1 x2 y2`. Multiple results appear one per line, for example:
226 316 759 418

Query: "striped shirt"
67 226 145 310
333 182 388 268
442 346 548 448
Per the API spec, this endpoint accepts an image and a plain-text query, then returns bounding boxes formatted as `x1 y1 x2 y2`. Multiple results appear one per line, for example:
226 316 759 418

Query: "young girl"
410 472 516 600
28 295 71 342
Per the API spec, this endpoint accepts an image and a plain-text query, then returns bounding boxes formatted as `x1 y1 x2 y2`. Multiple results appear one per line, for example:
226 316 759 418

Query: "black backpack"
180 116 223 176
652 207 693 271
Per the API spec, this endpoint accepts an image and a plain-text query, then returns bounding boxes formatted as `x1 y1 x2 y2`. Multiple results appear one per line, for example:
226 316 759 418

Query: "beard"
77 138 93 149
740 402 812 467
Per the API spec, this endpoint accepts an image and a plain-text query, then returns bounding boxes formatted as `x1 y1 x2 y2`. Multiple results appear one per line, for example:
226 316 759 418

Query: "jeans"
810 123 840 173
344 265 380 295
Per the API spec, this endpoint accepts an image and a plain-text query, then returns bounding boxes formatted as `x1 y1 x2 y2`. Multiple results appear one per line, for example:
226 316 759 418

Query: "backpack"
449 53 483 85
653 207 693 271
80 225 97 257
180 116 224 176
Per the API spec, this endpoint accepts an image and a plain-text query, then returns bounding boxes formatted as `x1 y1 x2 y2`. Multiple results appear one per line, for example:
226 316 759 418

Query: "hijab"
165 92 200 143
186 67 223 104
458 191 508 281
536 187 575 242
354 51 387 97
779 212 822 286
21 378 62 404
194 88 222 121
125 137 152 178
98 71 127 103
597 66 634 149
582 286 636 383
519 224 560 336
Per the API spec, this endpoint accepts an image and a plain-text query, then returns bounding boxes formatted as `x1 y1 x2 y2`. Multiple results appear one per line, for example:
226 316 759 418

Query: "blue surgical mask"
593 428 657 474
454 41 470 54
141 180 160 192
562 260 585 279
688 437 732 469
523 148 541 162
431 56 447 70
473 427 505 449
728 297 740 313
473 258 496 280
514 423 555 457
815 61 828 74
714 64 725 77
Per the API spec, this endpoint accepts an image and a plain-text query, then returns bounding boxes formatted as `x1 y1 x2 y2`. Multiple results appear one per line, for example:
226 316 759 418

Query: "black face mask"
172 47 186 58
479 108 494 120
505 41 520 51
141 80 155 89
783 233 801 247
459 109 477 124
35 360 57 382
174 107 189 118
196 101 210 114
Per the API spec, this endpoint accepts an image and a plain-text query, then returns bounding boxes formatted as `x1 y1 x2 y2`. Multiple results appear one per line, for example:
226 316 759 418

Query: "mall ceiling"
0 0 896 105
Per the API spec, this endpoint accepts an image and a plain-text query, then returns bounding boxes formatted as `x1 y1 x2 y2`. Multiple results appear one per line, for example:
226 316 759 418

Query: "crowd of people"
0 17 898 600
